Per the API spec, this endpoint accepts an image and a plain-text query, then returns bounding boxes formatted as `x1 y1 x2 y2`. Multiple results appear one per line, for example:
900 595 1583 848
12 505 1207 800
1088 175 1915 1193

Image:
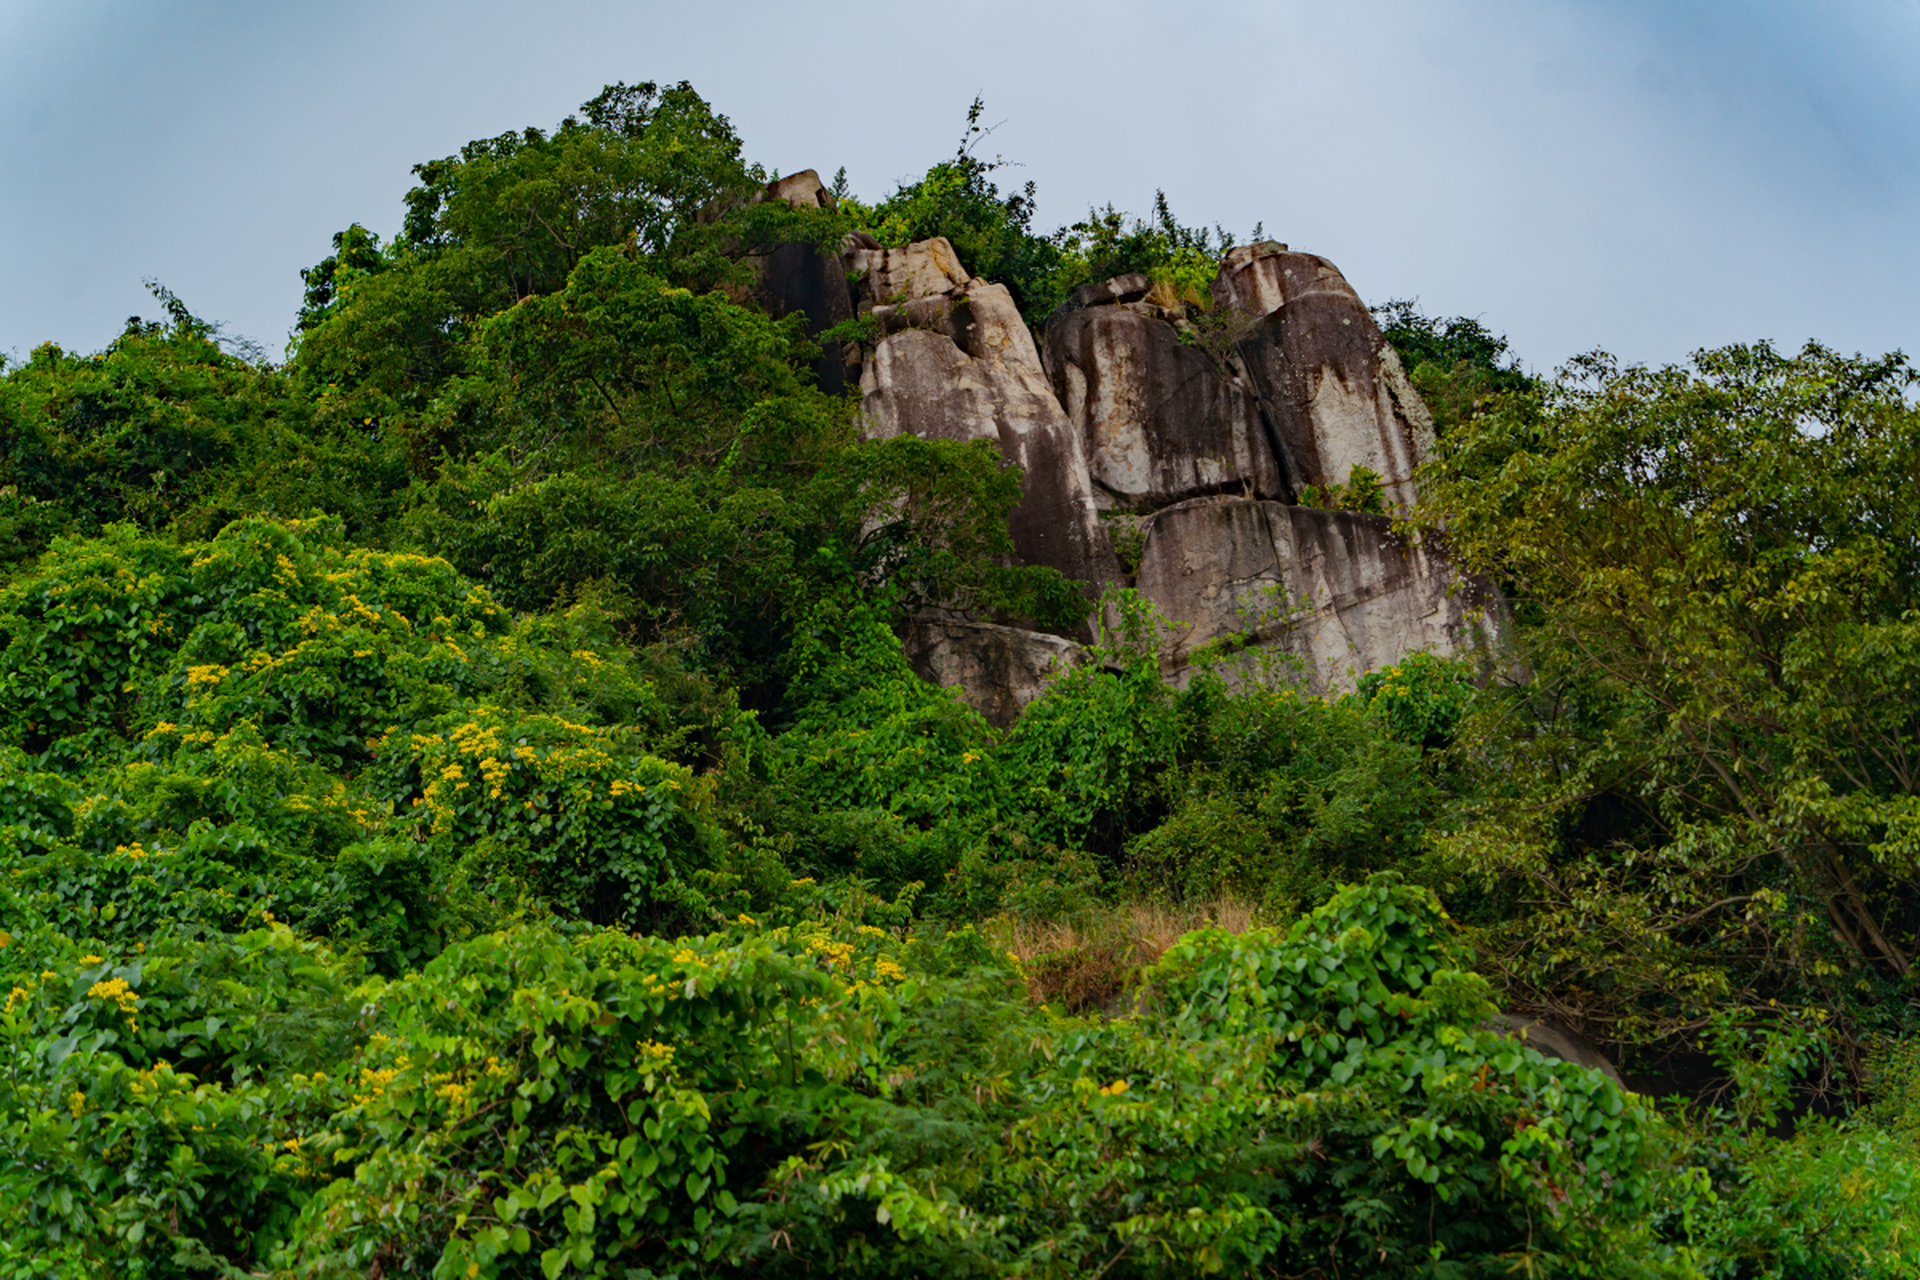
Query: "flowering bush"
0 519 722 952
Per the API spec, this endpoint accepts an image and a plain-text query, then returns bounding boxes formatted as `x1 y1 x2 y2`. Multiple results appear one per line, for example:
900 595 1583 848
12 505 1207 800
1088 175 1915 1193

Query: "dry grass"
986 899 1261 1014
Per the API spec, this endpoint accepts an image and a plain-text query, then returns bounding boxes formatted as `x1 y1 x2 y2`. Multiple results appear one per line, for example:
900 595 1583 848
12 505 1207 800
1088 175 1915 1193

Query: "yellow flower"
87 977 140 1014
183 663 229 688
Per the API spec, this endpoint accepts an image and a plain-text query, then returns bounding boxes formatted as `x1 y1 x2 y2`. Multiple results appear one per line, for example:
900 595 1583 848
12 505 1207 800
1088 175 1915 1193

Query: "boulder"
762 169 834 210
851 236 970 305
1210 242 1358 317
859 242 1121 591
1492 1015 1625 1088
1059 272 1152 313
905 618 1085 727
1044 288 1284 510
1131 497 1494 686
1216 245 1435 513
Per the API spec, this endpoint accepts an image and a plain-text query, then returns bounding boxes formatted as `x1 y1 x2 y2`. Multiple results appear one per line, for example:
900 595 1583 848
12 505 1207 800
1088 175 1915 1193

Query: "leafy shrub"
1681 1122 1920 1279
2 880 1685 1279
396 706 717 930
0 518 725 946
997 593 1181 857
1129 674 1442 915
1357 651 1479 752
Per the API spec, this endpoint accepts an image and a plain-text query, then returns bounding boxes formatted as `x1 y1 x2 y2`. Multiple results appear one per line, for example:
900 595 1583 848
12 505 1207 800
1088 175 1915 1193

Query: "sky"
2 0 1916 374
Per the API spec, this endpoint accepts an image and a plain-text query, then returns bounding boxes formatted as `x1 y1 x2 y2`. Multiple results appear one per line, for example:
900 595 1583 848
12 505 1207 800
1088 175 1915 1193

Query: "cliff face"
756 173 1501 724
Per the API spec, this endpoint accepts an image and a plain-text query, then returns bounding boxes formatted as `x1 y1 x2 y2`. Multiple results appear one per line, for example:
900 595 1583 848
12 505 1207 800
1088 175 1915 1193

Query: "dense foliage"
4 80 1920 1278
1425 342 1920 1066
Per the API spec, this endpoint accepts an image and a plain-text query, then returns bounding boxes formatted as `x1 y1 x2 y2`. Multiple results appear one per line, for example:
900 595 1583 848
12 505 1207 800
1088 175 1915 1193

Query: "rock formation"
854 238 1122 593
1043 279 1283 511
1225 244 1435 514
1133 498 1494 686
903 618 1085 730
747 195 1501 721
1491 1014 1625 1087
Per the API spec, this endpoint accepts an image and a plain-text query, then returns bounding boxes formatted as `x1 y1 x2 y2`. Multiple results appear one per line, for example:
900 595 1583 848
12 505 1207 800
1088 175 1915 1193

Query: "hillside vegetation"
3 81 1920 1279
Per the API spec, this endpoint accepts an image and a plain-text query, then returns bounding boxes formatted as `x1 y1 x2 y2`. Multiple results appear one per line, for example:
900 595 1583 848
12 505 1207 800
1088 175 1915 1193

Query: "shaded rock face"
1216 242 1435 513
745 171 864 394
1237 294 1433 512
1132 497 1492 689
756 241 857 394
1044 299 1284 511
904 619 1085 728
857 240 1121 592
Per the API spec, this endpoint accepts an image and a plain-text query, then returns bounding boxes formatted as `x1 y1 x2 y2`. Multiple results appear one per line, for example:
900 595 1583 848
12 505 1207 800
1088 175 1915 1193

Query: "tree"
1423 340 1920 1074
1373 300 1535 433
292 81 763 405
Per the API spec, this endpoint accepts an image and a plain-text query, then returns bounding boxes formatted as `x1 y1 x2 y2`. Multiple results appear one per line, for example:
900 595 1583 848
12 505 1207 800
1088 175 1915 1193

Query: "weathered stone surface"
762 169 833 209
1491 1015 1624 1087
1210 242 1356 317
1131 497 1495 686
851 237 970 305
905 618 1084 728
867 294 963 345
1061 272 1151 313
861 325 1120 589
1044 290 1284 510
738 170 866 392
1235 293 1434 513
754 240 857 394
1212 244 1434 512
859 242 1120 591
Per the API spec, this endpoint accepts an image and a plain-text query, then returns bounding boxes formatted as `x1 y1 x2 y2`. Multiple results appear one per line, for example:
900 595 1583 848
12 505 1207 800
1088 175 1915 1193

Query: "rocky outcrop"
1043 292 1284 511
747 197 1499 720
1131 497 1492 689
1235 296 1433 513
857 239 1121 591
754 240 857 394
852 237 970 304
762 169 833 209
904 619 1085 728
1211 242 1361 317
1218 243 1435 513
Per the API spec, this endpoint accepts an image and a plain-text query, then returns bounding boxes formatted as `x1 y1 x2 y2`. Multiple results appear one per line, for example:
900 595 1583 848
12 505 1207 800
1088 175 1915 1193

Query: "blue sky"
2 0 1915 372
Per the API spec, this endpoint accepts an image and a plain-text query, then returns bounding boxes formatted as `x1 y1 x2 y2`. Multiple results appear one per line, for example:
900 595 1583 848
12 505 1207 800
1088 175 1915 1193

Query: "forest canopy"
3 80 1920 1279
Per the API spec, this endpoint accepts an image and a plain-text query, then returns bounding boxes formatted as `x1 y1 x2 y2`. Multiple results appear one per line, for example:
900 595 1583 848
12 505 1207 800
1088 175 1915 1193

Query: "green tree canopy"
1425 341 1920 1062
